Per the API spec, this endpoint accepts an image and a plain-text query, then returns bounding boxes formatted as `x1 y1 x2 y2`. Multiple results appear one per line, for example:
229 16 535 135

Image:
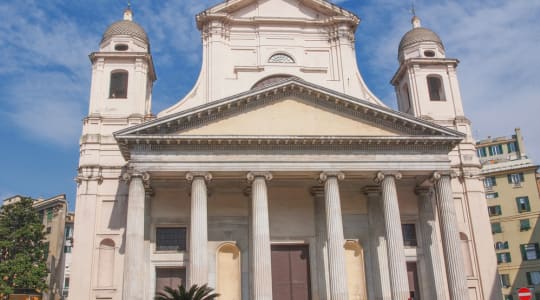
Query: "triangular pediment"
117 78 462 138
115 78 463 159
177 97 399 136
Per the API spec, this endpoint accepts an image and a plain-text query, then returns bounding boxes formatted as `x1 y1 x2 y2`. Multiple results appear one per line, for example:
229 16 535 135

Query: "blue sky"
1 0 539 210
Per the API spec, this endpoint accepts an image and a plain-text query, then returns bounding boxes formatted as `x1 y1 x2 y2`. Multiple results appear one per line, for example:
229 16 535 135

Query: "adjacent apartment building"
60 213 74 299
3 195 69 300
477 128 540 299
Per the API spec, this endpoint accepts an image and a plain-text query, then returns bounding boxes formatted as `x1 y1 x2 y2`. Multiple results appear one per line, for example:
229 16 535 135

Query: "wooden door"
271 244 311 300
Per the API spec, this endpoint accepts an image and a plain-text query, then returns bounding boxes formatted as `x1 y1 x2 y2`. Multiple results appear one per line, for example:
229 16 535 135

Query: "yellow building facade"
477 128 540 299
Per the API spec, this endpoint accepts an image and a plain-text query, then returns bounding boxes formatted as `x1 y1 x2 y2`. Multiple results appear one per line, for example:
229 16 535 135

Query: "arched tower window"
400 83 412 113
97 239 115 287
109 70 128 99
268 53 295 64
427 75 445 101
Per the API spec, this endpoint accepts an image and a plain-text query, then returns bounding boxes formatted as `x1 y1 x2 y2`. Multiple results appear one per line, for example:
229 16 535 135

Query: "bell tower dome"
391 16 465 128
87 7 156 118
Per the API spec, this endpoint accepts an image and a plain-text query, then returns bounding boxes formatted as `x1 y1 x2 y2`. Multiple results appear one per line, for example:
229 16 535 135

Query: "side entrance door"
271 244 311 300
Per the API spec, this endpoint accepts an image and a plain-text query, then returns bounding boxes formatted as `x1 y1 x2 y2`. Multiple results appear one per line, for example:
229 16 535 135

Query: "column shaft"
379 174 409 300
435 175 469 300
312 187 330 300
365 187 392 300
123 174 146 300
250 174 273 300
322 174 349 300
417 188 448 300
189 175 209 286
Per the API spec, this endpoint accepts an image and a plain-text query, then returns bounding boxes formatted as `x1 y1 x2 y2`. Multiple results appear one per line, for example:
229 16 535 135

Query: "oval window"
424 50 435 57
115 44 129 51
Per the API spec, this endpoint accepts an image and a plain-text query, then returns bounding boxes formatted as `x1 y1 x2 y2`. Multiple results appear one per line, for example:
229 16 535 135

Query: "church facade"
69 1 502 299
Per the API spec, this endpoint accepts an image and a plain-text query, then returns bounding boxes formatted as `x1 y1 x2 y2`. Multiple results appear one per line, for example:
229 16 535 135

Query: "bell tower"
71 8 155 299
391 16 465 126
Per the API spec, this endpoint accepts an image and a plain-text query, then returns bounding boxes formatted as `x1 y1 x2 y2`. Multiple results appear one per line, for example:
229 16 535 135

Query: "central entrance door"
271 244 312 300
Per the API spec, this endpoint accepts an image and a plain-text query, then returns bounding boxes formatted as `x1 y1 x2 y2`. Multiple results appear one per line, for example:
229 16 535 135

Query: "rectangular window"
155 267 186 294
500 274 511 288
64 277 70 289
516 197 531 213
156 227 187 251
521 243 540 261
477 147 487 158
508 173 525 185
489 144 504 156
527 271 540 285
401 224 417 247
507 142 518 153
497 252 511 264
491 222 502 233
484 177 497 188
486 192 499 199
488 205 502 216
47 208 53 222
495 241 509 250
520 219 531 231
64 246 72 253
109 71 128 98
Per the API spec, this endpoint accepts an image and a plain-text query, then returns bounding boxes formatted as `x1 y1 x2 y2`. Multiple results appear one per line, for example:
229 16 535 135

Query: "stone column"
122 171 149 300
433 173 469 300
311 186 330 300
364 186 392 300
375 172 409 300
186 172 212 286
319 172 348 300
416 187 448 300
247 172 273 300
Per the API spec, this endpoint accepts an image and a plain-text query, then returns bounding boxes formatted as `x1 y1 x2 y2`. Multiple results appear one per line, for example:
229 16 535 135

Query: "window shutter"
527 272 533 285
496 206 502 215
519 173 525 182
504 241 509 249
496 253 502 263
526 198 531 211
498 144 504 154
535 243 540 258
516 198 522 212
489 146 494 156
521 244 527 260
507 174 512 184
493 177 497 186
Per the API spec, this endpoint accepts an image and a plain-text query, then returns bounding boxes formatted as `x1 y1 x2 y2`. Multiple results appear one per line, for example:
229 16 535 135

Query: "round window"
115 44 129 51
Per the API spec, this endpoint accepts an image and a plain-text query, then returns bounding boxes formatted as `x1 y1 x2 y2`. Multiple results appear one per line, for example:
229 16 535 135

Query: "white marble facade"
70 1 502 299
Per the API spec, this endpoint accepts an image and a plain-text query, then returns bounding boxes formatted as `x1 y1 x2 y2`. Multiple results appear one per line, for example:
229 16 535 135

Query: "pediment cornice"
114 78 464 160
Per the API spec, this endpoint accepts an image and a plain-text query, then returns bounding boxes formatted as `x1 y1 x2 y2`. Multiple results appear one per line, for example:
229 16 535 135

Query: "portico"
113 77 467 300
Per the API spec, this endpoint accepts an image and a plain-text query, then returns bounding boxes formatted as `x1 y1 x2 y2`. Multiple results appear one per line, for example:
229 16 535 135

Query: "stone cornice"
117 135 460 161
391 58 460 86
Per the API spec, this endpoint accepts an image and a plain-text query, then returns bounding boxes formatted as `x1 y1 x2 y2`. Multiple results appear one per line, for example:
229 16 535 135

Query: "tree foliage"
155 284 219 300
0 197 48 295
